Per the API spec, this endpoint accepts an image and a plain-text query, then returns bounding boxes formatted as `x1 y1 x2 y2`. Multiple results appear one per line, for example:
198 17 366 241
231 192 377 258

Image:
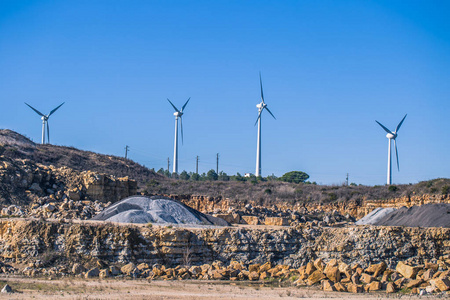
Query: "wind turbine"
25 102 65 144
255 73 276 177
167 98 190 174
375 114 407 185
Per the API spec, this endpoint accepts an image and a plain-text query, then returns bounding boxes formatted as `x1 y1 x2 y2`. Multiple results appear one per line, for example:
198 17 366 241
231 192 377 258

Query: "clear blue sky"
1 0 449 185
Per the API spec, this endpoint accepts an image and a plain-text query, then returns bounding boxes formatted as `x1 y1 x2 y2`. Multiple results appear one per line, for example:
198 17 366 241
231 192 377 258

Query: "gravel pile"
355 207 397 225
357 203 450 228
91 195 228 226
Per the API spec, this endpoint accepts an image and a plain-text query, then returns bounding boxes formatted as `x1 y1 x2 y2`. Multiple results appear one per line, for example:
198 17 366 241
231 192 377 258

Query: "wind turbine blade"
48 102 65 117
264 106 276 120
181 97 190 112
375 121 393 134
259 72 264 102
25 103 45 117
47 121 50 144
394 139 399 171
167 99 180 112
254 111 262 126
395 114 407 133
180 116 184 145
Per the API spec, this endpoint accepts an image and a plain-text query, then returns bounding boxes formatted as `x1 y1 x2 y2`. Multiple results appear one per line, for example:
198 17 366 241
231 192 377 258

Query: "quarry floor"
0 276 433 300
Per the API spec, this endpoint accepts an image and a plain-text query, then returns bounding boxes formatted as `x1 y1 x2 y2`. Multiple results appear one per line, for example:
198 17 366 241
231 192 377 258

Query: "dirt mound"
91 195 229 226
362 204 450 228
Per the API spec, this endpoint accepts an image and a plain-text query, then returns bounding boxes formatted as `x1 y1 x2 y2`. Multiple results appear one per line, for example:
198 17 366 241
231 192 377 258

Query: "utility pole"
167 157 170 172
196 156 199 174
124 145 129 159
346 173 349 186
216 153 219 174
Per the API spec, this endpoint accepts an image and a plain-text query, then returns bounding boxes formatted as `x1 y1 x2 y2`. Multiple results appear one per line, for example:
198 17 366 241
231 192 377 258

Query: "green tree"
157 168 165 176
218 171 230 181
279 171 310 184
180 170 190 180
206 169 218 181
191 173 200 181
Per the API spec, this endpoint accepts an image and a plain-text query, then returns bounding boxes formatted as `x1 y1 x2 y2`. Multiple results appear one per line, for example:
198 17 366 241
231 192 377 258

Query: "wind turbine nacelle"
174 112 182 117
386 133 396 139
256 103 263 109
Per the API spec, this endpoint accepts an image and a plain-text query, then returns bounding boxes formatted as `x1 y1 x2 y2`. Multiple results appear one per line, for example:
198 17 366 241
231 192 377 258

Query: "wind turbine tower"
375 114 407 185
25 102 65 144
255 73 276 177
167 98 190 174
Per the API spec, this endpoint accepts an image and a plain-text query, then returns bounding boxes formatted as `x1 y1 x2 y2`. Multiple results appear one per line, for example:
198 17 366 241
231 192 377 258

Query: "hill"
1 129 449 210
0 129 163 186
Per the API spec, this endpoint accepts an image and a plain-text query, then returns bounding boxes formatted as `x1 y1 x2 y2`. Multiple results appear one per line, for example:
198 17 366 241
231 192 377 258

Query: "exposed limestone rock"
396 261 419 279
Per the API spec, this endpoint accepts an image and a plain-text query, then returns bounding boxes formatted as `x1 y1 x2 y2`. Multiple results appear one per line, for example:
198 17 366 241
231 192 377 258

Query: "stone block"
396 261 419 279
307 270 326 286
264 217 289 226
241 216 259 225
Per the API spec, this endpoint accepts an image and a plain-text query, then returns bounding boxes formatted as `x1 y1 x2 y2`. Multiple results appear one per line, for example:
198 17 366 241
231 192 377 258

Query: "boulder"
248 264 260 273
307 270 326 286
324 266 340 282
314 258 325 272
334 282 347 292
264 217 289 226
386 282 396 293
322 280 336 292
367 281 382 291
396 261 419 279
305 262 316 275
259 262 271 273
85 268 100 278
430 278 450 292
346 283 363 293
248 271 259 281
405 279 424 289
365 261 387 277
241 216 259 225
360 273 375 284
422 269 434 281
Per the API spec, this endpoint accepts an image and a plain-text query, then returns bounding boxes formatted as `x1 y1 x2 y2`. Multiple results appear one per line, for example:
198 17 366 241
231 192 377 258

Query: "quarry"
0 130 449 298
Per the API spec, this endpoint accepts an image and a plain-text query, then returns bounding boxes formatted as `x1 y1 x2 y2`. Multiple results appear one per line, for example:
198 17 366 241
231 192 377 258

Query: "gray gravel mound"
359 204 450 228
92 196 229 226
355 207 397 225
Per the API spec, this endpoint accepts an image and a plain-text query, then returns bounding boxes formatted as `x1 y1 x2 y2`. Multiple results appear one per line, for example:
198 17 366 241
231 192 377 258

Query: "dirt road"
0 276 430 299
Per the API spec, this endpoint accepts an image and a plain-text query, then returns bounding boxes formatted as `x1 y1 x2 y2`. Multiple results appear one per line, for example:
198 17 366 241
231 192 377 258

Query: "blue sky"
0 0 449 185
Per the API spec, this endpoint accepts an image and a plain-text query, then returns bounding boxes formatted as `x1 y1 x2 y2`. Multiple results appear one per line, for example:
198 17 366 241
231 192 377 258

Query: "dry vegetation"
1 129 449 208
144 177 450 207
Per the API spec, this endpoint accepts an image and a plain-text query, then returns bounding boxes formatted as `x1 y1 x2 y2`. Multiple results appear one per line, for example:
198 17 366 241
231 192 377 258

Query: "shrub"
388 185 398 192
442 185 450 195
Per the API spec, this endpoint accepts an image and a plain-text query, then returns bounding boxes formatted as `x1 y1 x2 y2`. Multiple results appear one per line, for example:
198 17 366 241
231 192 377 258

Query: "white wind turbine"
254 73 276 177
167 98 190 174
375 114 407 185
25 102 65 144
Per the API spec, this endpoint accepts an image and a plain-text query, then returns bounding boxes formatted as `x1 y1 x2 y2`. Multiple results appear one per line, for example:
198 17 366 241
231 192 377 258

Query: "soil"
0 277 429 300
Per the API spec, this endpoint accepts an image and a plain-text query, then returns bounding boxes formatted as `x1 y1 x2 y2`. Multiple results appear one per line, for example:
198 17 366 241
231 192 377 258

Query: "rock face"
0 219 449 270
174 193 450 220
0 156 137 205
